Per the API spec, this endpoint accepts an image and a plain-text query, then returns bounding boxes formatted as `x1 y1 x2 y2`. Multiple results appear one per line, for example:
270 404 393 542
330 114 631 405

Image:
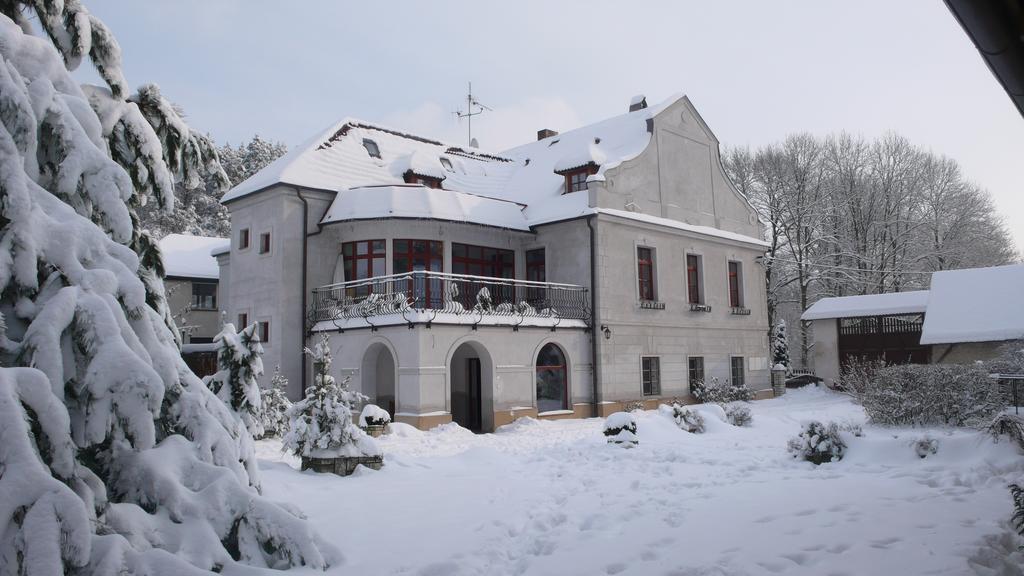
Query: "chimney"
537 128 558 141
629 94 647 112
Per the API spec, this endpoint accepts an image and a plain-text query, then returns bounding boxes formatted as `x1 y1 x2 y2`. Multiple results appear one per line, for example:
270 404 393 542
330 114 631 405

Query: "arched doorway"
361 342 397 417
536 343 568 413
449 341 493 432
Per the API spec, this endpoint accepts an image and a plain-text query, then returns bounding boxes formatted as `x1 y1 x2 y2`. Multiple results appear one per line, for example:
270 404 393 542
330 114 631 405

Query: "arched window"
536 343 568 413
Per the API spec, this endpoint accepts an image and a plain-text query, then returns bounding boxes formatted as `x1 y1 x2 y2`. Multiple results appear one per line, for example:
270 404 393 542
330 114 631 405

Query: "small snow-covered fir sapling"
259 366 292 439
724 403 753 427
205 322 264 436
913 436 938 459
771 319 791 370
604 412 639 446
1010 483 1024 537
283 335 381 461
787 421 847 465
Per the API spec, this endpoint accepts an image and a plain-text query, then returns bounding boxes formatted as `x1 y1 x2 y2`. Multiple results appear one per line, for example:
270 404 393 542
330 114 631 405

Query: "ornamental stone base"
362 424 388 438
301 455 384 476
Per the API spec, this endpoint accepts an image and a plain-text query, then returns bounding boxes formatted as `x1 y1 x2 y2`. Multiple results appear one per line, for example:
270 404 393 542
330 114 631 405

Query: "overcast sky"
78 0 1024 251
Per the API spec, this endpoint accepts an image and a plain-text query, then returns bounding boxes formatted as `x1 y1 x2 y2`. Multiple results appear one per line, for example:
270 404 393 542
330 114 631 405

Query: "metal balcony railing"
309 271 590 328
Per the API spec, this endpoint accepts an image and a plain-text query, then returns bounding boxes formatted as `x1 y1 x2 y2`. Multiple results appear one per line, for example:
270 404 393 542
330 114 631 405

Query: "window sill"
730 307 751 316
191 307 218 312
689 303 712 313
638 300 665 310
537 409 574 417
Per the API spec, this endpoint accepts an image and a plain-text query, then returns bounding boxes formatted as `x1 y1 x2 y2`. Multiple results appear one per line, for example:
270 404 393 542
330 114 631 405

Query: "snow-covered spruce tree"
0 5 334 574
259 366 293 439
771 319 790 370
204 322 264 477
283 335 380 459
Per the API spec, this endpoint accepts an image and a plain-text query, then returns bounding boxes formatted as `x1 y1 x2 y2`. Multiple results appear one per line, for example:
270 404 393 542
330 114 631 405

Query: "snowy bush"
725 403 753 427
837 356 886 398
624 399 646 412
787 421 847 464
0 5 333 574
360 404 392 427
862 364 1003 427
604 412 638 445
840 420 865 437
1011 484 1024 537
691 377 754 405
987 413 1024 450
913 436 938 459
284 335 381 459
667 404 706 433
259 366 292 439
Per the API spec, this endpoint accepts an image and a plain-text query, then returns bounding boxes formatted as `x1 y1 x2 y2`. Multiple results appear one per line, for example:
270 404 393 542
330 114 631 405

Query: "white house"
803 263 1024 385
158 233 228 344
217 93 773 431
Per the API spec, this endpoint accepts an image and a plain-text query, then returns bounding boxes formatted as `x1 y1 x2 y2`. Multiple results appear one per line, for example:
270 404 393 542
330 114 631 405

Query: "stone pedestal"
362 424 388 438
301 455 384 476
771 367 787 397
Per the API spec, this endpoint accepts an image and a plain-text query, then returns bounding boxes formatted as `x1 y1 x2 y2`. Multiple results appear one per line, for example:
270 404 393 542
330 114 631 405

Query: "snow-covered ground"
254 388 1024 576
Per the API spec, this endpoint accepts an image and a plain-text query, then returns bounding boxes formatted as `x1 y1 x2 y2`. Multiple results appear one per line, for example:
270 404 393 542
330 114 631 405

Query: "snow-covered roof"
321 185 530 231
920 264 1024 345
158 234 227 280
801 291 930 321
594 208 769 247
222 95 682 230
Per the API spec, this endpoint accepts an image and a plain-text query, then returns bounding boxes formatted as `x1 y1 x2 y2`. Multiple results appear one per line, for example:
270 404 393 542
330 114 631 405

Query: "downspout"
587 214 601 417
296 188 310 397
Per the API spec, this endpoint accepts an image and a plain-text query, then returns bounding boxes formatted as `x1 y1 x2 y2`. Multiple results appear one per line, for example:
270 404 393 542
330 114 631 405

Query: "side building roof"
158 234 228 280
801 290 930 321
919 263 1024 345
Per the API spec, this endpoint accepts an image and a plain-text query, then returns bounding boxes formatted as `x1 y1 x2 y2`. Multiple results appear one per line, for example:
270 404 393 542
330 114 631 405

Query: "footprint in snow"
869 536 902 549
606 562 627 574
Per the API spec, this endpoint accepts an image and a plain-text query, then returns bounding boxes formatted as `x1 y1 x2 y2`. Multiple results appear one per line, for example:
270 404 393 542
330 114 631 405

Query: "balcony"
309 271 590 330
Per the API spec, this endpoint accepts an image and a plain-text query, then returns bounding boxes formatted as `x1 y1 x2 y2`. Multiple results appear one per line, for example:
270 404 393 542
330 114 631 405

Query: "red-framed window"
536 343 568 412
393 239 443 307
452 243 514 279
238 228 250 250
237 313 248 330
403 171 442 189
562 165 598 194
728 261 742 307
687 254 701 304
342 240 386 298
258 232 271 254
258 320 270 344
637 246 655 301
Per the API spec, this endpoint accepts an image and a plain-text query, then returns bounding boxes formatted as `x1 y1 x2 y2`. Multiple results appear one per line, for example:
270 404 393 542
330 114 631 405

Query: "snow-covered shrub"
604 412 638 445
862 363 1002 427
840 420 865 437
725 403 753 427
913 436 938 459
787 421 847 464
284 335 380 459
837 356 886 398
360 404 392 427
0 6 333 573
259 366 292 439
987 413 1024 449
668 404 706 433
624 399 646 412
692 376 754 404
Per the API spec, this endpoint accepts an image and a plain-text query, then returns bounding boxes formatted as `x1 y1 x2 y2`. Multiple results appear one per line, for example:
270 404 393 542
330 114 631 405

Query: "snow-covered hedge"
604 412 638 445
725 403 753 427
913 436 938 459
861 364 1002 427
360 404 392 427
691 377 754 405
787 421 847 464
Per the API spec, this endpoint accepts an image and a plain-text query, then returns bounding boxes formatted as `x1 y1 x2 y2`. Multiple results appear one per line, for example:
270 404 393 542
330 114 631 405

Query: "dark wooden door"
467 357 482 432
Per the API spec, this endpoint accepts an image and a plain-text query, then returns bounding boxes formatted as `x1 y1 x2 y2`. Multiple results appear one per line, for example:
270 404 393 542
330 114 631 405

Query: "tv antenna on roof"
455 82 491 148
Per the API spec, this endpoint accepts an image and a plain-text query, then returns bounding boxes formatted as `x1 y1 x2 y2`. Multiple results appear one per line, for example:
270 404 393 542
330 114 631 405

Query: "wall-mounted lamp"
600 324 612 340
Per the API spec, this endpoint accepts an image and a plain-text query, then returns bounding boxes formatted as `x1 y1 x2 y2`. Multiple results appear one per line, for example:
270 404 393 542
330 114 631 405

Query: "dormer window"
362 138 381 158
557 163 599 194
403 171 443 189
439 157 453 171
